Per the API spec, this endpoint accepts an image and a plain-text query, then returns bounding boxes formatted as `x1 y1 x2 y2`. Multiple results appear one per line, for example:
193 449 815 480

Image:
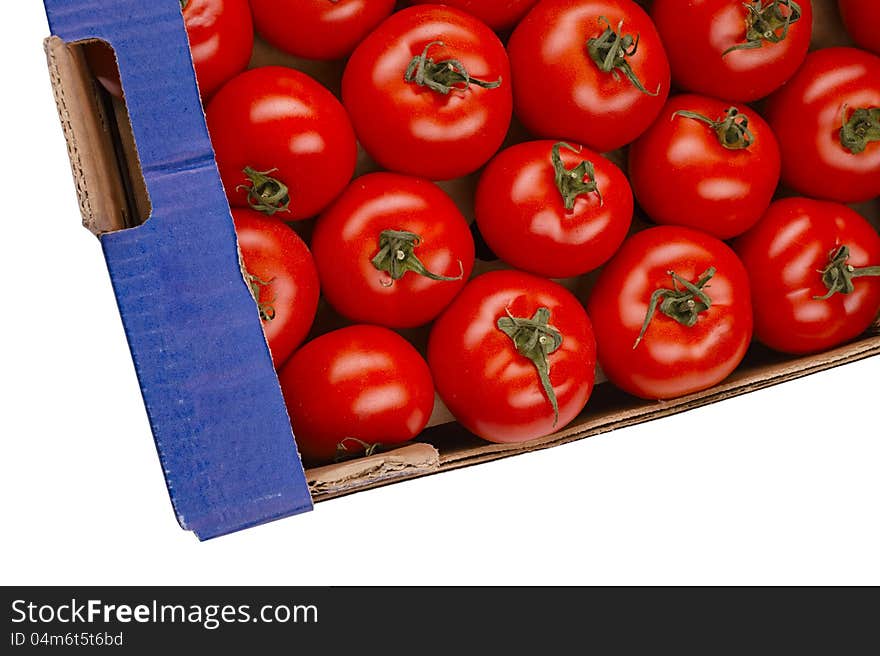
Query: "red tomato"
279 325 435 464
408 0 540 31
629 94 781 240
232 209 321 367
250 0 395 61
428 270 597 443
312 173 475 328
342 5 512 180
734 198 880 355
652 0 811 102
839 0 880 56
475 140 633 278
206 67 357 221
85 0 253 99
764 48 880 204
587 227 753 400
508 0 670 153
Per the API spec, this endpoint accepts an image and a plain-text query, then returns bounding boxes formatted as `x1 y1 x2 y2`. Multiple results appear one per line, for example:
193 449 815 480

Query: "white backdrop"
2 2 878 586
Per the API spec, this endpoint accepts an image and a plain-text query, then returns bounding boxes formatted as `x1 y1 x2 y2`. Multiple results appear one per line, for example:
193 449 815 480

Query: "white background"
2 3 878 586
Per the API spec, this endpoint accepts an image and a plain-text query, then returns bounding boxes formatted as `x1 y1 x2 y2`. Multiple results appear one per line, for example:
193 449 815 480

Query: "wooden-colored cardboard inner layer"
44 37 151 235
49 0 880 502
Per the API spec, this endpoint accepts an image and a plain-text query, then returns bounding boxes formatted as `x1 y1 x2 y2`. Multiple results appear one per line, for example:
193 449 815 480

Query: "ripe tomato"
734 198 880 355
629 94 781 240
342 5 512 180
839 0 880 56
428 270 597 443
587 227 753 400
279 325 435 464
764 47 880 204
232 209 320 367
651 0 811 102
408 0 540 31
312 173 475 328
475 140 633 278
85 0 253 99
507 0 670 153
250 0 395 61
206 66 357 221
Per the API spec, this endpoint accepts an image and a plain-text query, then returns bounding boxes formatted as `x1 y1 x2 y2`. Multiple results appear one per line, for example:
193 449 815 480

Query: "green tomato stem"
586 16 659 96
404 41 502 95
722 0 803 56
813 245 880 300
551 142 603 210
634 268 716 349
673 107 755 150
497 307 563 426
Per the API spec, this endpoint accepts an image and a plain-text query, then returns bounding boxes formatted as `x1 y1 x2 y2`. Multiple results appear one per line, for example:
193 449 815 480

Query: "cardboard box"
43 0 880 539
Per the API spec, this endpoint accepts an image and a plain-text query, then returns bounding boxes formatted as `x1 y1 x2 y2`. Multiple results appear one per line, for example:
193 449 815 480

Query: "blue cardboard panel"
43 0 314 539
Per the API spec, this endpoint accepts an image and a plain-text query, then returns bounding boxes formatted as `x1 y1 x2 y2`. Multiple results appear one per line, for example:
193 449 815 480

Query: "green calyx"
634 268 716 349
586 16 659 96
673 107 755 150
839 106 880 155
244 271 276 322
335 437 383 463
813 245 880 300
371 229 464 285
497 307 564 426
180 0 188 10
551 142 603 211
237 167 290 216
404 41 502 95
723 0 803 56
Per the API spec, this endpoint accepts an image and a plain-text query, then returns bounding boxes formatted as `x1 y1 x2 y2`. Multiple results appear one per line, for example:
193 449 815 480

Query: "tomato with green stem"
475 140 633 278
206 66 357 221
428 270 597 443
279 325 436 465
508 0 670 153
651 0 812 102
629 94 781 240
734 198 880 355
232 209 320 368
311 173 475 328
764 47 880 204
587 227 753 400
342 5 512 180
250 0 395 61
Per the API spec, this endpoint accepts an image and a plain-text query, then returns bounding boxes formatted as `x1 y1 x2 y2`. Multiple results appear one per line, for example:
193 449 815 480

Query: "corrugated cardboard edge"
309 335 880 501
44 37 130 235
307 444 440 496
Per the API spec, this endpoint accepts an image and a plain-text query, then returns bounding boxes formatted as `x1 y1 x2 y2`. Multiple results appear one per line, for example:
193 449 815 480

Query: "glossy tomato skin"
475 140 633 278
279 325 435 464
652 0 812 102
764 48 880 204
629 94 781 240
312 173 475 328
839 0 880 55
232 209 320 367
734 198 880 355
86 0 253 99
428 270 597 443
250 0 395 60
508 0 670 153
183 0 254 98
587 227 753 400
342 6 512 180
206 67 357 221
409 0 540 31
